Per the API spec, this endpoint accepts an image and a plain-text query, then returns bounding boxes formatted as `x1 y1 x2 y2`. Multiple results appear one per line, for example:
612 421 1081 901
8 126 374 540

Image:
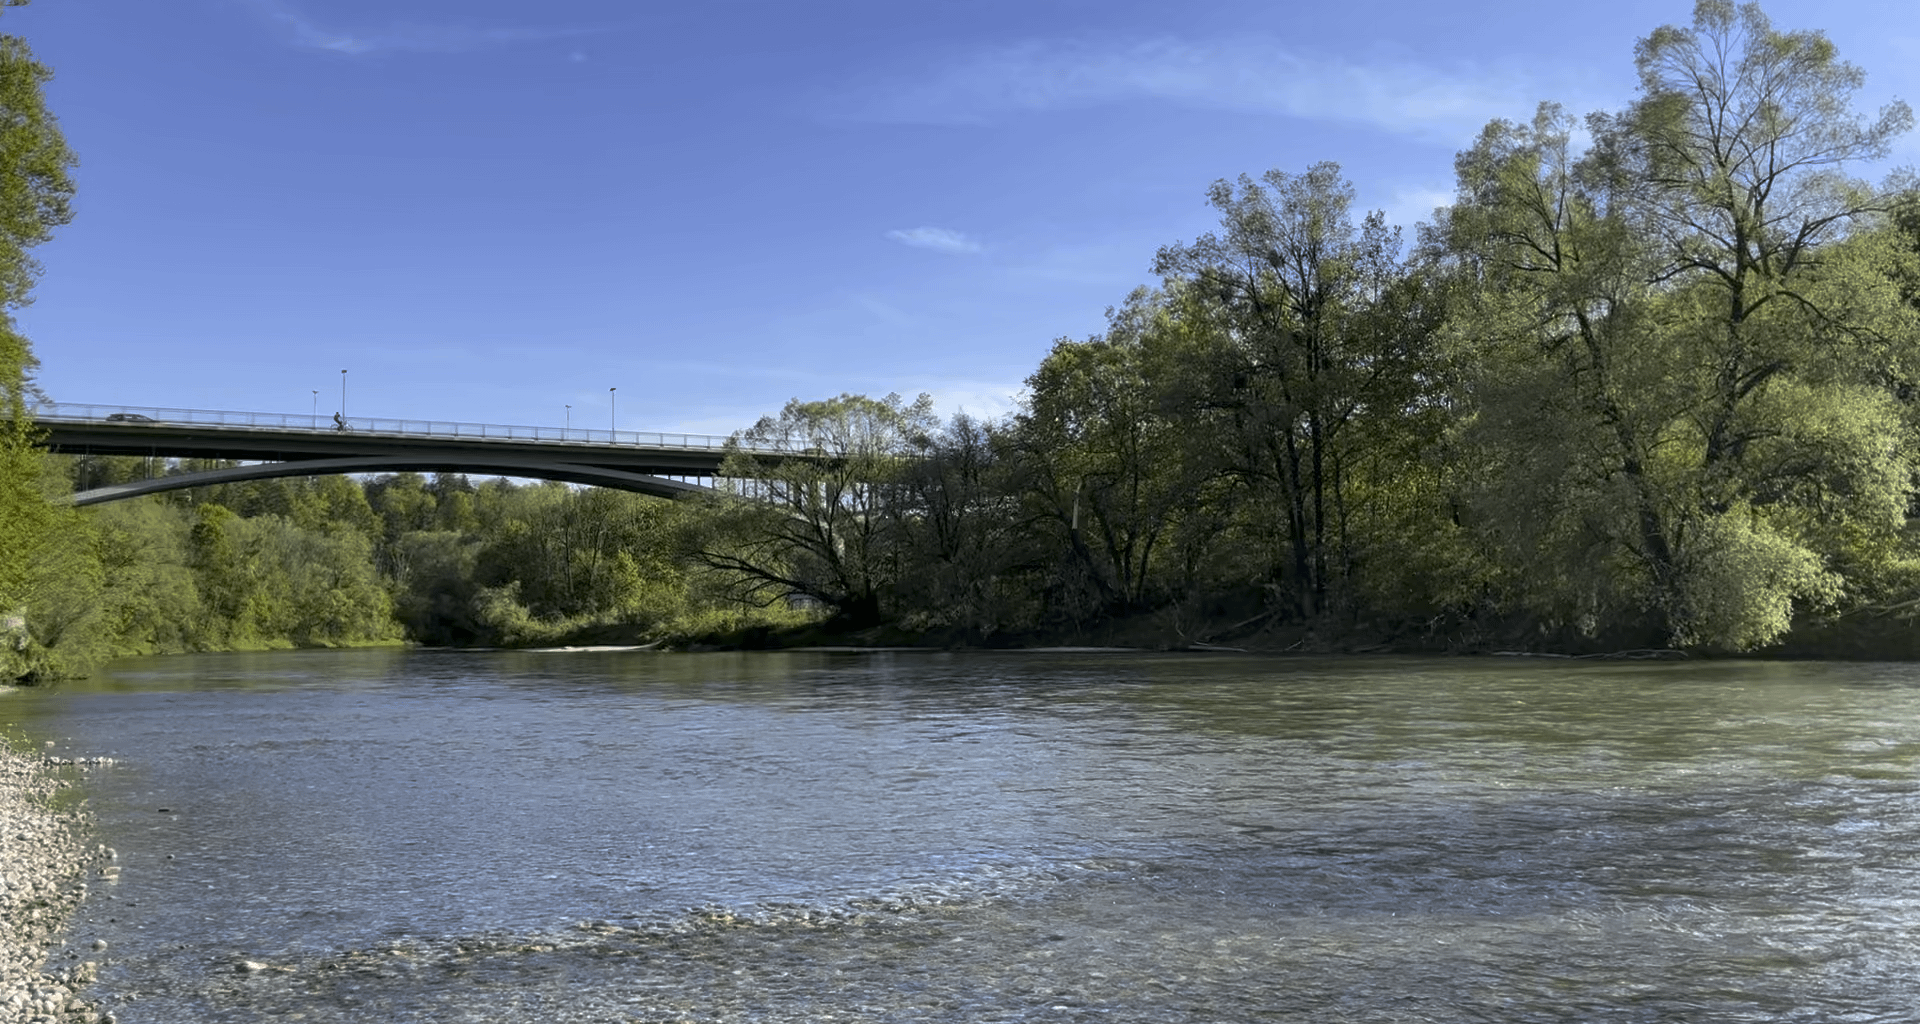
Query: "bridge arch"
69 455 714 506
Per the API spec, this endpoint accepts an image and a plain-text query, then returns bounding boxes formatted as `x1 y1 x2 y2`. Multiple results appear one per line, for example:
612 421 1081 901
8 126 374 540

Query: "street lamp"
311 390 318 427
609 387 616 434
565 404 571 429
340 369 348 420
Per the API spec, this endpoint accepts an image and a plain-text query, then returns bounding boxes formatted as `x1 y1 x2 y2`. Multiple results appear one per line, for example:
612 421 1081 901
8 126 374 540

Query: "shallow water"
12 649 1920 1021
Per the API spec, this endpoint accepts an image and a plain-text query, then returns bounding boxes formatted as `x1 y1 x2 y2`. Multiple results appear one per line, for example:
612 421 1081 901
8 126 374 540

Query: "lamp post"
311 390 318 428
609 387 616 435
565 404 571 430
340 369 348 420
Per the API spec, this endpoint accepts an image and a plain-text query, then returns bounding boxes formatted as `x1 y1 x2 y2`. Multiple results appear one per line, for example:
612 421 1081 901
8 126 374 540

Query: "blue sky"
12 0 1919 436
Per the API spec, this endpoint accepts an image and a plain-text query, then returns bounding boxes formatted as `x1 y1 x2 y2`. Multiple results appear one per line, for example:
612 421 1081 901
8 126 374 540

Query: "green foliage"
0 35 69 299
0 448 101 680
183 503 396 647
1152 162 1435 617
700 392 937 624
362 475 715 646
385 529 482 643
0 25 78 681
85 500 204 654
892 412 1038 636
474 484 686 621
1670 505 1842 650
1428 2 1920 650
1012 289 1220 616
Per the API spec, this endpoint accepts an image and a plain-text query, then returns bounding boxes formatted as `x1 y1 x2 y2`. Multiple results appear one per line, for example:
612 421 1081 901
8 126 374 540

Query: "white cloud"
885 226 985 255
840 36 1608 144
917 381 1021 422
1382 184 1458 234
658 376 1022 436
245 0 598 56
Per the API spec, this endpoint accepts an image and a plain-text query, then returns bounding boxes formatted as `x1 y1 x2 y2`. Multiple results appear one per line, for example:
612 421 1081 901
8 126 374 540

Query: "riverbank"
0 730 112 1023
645 604 1920 660
634 610 1493 656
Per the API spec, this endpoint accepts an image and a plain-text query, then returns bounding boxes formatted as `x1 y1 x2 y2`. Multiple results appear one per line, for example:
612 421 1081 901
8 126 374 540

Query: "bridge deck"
21 403 813 504
27 402 773 477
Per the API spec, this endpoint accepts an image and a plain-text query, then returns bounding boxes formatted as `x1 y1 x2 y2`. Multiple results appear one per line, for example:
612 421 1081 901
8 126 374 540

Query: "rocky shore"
0 735 113 1024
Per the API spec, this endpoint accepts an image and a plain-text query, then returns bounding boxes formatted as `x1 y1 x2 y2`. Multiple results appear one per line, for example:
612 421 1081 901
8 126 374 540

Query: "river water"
10 649 1920 1022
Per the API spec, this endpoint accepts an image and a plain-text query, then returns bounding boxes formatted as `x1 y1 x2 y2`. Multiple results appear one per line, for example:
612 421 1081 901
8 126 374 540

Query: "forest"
11 0 1920 679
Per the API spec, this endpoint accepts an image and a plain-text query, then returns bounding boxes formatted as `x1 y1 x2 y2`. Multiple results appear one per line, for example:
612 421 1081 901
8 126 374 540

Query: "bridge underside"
69 455 715 506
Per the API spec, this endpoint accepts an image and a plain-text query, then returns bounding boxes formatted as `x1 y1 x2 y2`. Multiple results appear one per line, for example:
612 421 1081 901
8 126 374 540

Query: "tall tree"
698 393 936 624
1013 288 1219 615
0 27 73 387
1438 1 1918 649
1153 163 1415 618
0 14 80 679
895 412 1035 635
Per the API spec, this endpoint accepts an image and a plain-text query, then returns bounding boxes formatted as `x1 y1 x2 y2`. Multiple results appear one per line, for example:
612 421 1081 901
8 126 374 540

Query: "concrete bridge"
30 403 785 505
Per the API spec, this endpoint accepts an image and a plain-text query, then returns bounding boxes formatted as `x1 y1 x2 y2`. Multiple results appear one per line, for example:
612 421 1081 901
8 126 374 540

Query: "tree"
697 392 936 625
0 25 73 406
1012 289 1218 615
1153 162 1422 618
894 412 1035 635
1594 0 1916 467
85 500 205 654
1437 1 1918 649
473 485 683 622
186 503 395 647
0 17 81 679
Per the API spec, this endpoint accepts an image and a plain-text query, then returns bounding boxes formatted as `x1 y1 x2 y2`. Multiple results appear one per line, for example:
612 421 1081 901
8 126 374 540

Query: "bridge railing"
27 402 805 454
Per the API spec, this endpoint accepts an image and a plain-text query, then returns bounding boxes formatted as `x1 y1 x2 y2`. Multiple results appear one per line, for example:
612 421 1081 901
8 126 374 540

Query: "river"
9 648 1920 1022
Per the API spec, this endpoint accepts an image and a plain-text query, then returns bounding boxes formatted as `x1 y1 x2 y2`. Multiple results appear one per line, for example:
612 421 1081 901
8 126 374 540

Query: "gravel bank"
1 732 113 1024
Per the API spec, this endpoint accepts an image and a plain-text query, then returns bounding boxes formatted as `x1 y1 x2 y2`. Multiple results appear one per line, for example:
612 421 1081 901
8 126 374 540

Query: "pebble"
2 732 113 1023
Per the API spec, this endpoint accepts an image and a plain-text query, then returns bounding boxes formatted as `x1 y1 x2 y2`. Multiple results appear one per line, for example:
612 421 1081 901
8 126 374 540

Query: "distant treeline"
7 463 794 679
11 2 1920 679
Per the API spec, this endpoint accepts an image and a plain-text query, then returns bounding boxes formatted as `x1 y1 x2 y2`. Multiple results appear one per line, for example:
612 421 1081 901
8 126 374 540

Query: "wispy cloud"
886 226 984 255
246 0 598 56
917 381 1021 422
1382 184 1458 234
838 36 1606 144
